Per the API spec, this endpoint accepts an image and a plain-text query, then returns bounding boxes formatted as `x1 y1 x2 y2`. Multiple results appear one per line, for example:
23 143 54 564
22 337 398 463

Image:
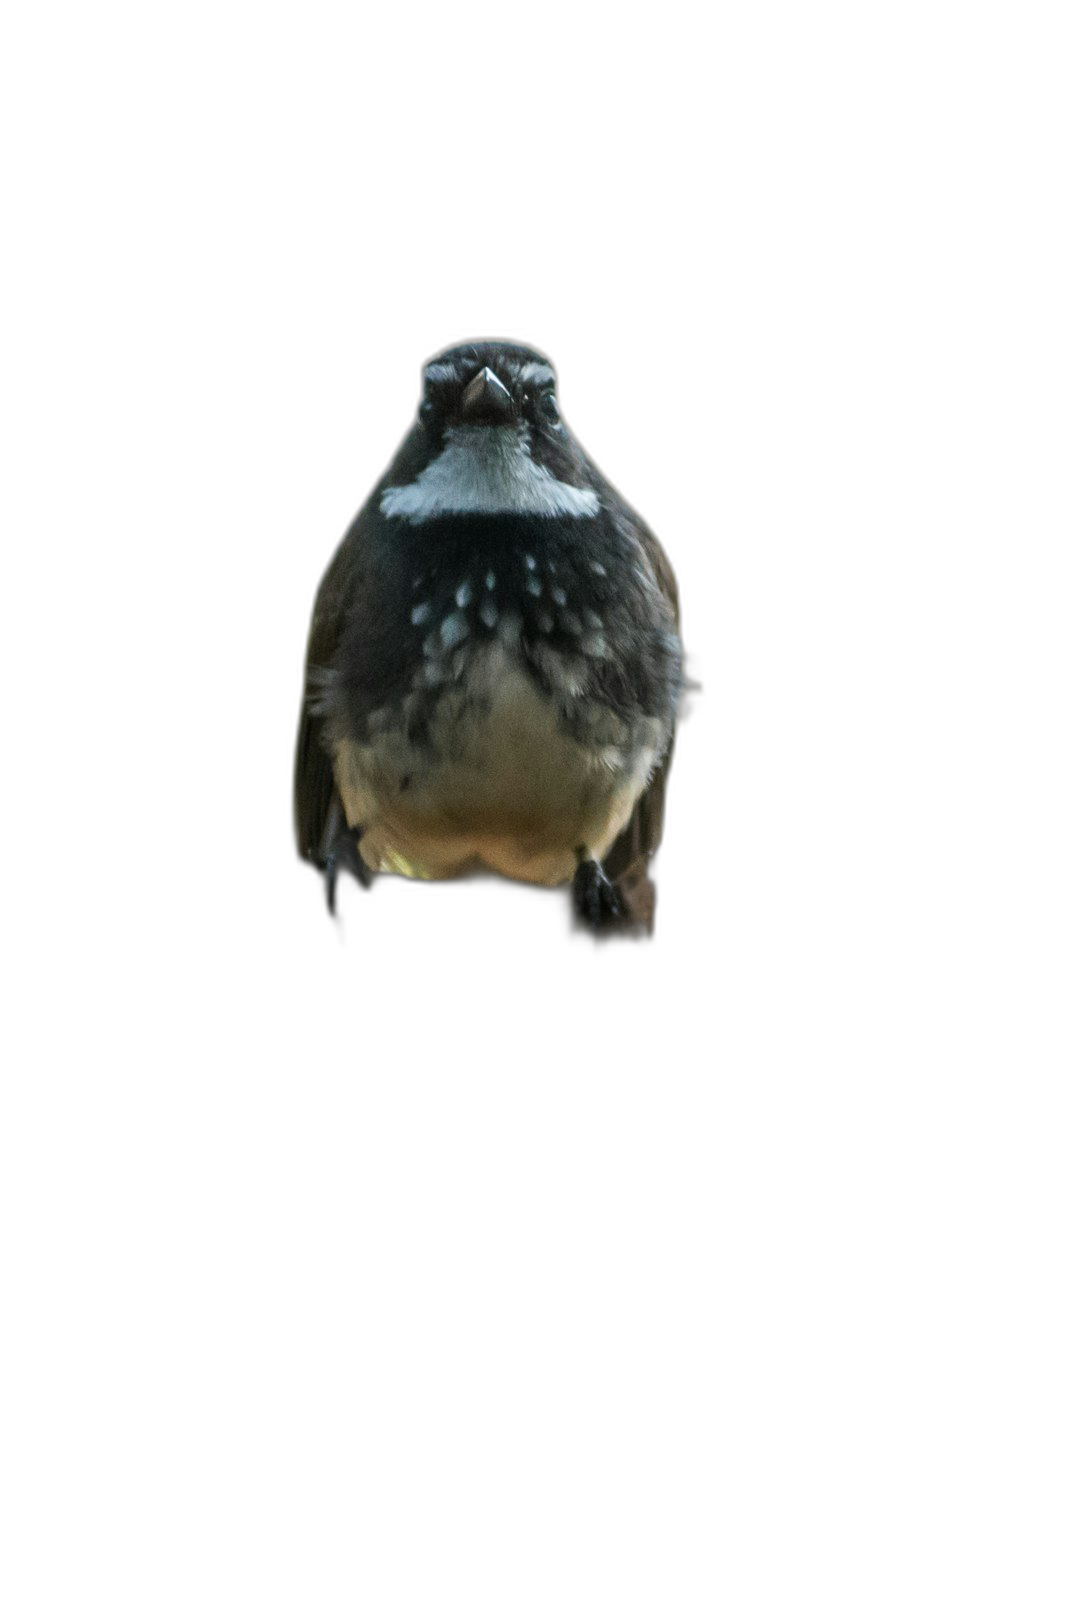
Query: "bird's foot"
572 856 626 933
324 825 372 916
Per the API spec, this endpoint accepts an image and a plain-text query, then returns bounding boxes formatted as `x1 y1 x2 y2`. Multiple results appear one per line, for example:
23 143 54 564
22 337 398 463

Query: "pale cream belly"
332 647 663 884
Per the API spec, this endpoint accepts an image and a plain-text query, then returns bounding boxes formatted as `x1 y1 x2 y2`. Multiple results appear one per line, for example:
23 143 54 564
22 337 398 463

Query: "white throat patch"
380 427 600 524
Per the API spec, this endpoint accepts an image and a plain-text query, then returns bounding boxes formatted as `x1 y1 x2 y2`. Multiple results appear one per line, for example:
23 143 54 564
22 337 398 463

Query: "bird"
293 340 683 933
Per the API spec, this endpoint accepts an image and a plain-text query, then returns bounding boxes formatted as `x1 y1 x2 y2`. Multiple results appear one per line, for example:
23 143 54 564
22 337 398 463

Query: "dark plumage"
294 341 682 932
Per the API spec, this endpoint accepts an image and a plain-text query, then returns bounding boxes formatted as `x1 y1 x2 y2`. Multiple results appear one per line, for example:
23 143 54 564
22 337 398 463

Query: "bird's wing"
604 733 676 931
293 534 356 865
603 516 681 931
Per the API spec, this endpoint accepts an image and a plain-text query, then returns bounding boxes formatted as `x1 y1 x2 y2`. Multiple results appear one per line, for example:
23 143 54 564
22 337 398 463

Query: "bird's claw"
324 826 372 916
572 857 625 932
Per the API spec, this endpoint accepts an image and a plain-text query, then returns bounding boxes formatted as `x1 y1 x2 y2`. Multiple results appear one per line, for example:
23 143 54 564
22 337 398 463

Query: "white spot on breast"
456 580 473 607
584 608 603 630
411 601 431 625
590 560 607 577
525 554 537 570
551 585 567 606
497 610 522 647
531 643 588 699
485 570 497 590
440 611 470 650
525 575 543 597
479 598 499 629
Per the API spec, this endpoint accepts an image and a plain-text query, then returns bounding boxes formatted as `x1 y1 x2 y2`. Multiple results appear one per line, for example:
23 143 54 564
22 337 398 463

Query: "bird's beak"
460 366 515 425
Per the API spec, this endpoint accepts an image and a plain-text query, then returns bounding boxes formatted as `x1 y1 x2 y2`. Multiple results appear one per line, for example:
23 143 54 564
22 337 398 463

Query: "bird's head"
378 341 601 524
418 342 562 432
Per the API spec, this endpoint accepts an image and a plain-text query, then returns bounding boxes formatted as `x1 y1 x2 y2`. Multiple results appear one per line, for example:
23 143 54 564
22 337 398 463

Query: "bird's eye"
419 397 438 429
538 390 561 426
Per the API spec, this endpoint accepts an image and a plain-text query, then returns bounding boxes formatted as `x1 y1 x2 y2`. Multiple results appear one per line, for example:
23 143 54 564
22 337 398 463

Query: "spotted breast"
322 518 671 883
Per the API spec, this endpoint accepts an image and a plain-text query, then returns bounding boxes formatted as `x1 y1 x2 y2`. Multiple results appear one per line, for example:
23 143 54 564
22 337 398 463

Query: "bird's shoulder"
583 460 679 629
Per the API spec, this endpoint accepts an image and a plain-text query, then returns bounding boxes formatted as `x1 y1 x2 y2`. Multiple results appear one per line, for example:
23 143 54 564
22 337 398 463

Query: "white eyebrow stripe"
424 362 463 383
519 362 555 386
